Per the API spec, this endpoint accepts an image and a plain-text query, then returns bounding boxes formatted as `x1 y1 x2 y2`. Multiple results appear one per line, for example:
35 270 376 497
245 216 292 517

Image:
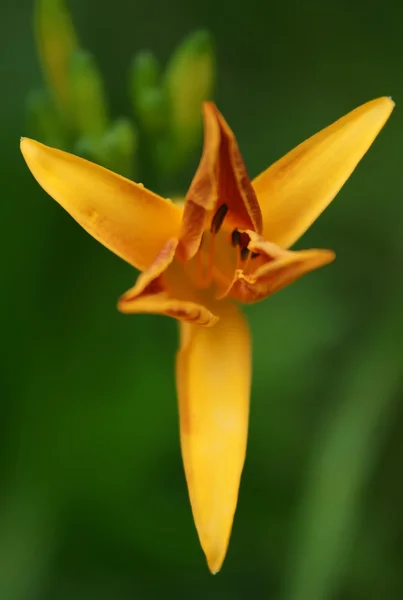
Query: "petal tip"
116 296 128 312
371 96 395 118
203 100 216 110
20 137 38 159
206 551 225 575
382 95 395 107
202 100 219 119
325 248 336 262
20 136 29 153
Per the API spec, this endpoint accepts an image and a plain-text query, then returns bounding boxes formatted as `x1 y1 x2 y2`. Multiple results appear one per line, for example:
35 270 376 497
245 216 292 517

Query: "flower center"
193 204 259 293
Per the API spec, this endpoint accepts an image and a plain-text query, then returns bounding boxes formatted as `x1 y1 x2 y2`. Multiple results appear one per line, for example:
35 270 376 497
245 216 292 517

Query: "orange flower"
20 97 394 573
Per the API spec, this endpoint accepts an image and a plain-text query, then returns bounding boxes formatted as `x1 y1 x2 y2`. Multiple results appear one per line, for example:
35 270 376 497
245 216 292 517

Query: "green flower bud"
165 30 215 154
35 0 78 124
69 50 109 140
74 136 100 163
26 88 66 149
102 118 138 178
130 51 167 135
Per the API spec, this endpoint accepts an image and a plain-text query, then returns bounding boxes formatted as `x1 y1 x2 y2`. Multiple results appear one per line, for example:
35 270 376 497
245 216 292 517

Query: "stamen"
232 227 251 271
244 251 259 274
195 231 216 289
235 244 242 271
240 247 250 261
231 229 241 247
205 233 216 286
210 204 228 233
195 233 205 288
196 205 229 288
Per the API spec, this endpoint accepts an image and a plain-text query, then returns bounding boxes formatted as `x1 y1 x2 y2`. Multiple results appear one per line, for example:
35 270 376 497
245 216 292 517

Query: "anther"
210 204 228 233
231 229 241 247
241 247 250 261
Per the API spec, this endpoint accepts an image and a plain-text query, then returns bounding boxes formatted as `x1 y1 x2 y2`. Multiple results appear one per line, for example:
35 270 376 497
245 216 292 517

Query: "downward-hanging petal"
20 138 182 271
253 97 394 248
177 102 262 261
176 303 251 573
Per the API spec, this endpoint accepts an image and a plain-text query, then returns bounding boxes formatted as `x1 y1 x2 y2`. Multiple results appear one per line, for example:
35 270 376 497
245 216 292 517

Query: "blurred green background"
2 1 403 598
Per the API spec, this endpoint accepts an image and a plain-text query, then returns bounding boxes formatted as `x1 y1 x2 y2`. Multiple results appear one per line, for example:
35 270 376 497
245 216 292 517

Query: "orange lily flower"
20 97 393 573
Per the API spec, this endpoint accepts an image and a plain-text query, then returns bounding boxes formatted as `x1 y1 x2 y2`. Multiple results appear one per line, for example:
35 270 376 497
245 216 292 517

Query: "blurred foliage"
29 0 215 180
2 0 403 599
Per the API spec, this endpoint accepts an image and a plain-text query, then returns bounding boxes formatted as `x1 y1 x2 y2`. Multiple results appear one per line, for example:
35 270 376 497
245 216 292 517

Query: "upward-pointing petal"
21 138 182 271
253 97 394 248
177 102 262 261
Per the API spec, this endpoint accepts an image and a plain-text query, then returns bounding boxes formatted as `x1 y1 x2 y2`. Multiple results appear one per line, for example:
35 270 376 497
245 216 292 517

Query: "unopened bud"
130 51 167 134
102 118 138 178
69 50 109 139
165 30 215 153
26 88 65 148
35 0 78 123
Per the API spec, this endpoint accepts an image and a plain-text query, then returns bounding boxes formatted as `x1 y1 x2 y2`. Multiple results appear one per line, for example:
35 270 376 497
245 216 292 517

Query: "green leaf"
284 300 403 600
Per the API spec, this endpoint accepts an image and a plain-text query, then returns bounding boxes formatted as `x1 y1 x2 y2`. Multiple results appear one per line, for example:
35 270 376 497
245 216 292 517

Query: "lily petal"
20 138 182 271
119 291 218 326
177 102 262 261
228 246 335 303
253 97 394 248
176 303 251 573
118 238 218 326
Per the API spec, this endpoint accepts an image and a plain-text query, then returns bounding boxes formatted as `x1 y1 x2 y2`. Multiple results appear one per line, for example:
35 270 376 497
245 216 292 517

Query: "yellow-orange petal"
177 102 262 261
228 247 335 303
119 291 218 326
118 238 218 326
176 303 251 573
20 138 182 271
253 97 394 248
